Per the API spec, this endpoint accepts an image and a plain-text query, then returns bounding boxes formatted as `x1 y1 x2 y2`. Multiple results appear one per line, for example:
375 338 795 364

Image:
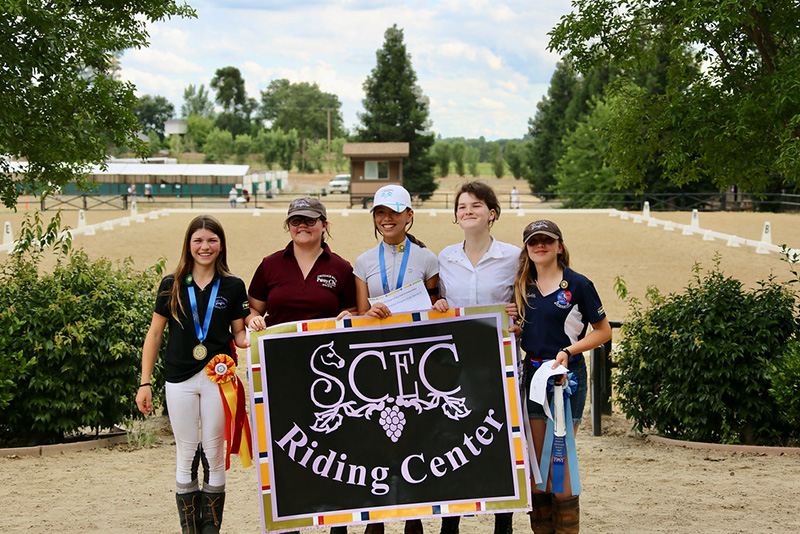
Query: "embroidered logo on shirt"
317 274 338 289
242 300 250 311
555 290 572 309
214 296 228 309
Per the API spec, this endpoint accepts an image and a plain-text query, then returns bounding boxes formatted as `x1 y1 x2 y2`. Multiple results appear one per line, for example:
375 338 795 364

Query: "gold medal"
193 343 208 360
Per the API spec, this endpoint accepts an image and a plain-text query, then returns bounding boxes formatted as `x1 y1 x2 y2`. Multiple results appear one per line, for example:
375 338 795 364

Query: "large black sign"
258 314 519 520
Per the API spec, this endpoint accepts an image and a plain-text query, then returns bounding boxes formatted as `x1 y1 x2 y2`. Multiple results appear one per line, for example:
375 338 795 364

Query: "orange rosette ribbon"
206 354 253 469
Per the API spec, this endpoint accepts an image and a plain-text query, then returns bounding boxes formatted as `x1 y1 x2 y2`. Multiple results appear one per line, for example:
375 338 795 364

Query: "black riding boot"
200 490 225 534
176 491 202 534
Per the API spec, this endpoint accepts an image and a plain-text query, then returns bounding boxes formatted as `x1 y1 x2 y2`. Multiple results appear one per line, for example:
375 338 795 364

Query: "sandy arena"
2 176 799 533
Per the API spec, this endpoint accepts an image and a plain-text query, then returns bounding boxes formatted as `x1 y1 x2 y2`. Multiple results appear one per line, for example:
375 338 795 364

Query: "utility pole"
326 108 332 175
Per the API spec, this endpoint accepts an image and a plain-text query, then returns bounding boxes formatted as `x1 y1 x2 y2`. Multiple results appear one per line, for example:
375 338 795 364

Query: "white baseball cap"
371 185 412 213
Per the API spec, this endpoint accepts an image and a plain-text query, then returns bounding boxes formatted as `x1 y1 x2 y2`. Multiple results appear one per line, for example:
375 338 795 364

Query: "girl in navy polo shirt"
513 220 611 534
136 215 250 534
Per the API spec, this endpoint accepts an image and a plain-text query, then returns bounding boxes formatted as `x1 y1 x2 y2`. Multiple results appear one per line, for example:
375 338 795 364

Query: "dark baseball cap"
523 219 562 243
286 196 327 220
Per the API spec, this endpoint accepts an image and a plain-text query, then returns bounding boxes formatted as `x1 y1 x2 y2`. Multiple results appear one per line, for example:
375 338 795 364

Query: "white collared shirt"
437 237 521 308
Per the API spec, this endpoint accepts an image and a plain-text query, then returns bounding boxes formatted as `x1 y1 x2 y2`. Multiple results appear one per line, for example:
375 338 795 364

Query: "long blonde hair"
166 215 232 322
513 240 570 325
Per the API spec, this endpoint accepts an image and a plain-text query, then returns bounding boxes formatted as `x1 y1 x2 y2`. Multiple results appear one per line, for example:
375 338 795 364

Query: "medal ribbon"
206 354 253 470
536 381 581 495
187 278 220 346
379 237 411 295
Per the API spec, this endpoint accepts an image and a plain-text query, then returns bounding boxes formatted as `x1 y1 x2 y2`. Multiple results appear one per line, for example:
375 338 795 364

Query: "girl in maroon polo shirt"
246 196 356 330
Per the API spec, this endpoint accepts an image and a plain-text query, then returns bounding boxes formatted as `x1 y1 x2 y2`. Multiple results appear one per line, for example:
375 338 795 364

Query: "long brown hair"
513 239 570 325
167 215 232 322
372 207 427 248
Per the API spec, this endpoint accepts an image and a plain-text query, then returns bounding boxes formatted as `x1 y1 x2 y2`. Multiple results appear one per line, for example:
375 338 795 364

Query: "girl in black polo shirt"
136 215 250 534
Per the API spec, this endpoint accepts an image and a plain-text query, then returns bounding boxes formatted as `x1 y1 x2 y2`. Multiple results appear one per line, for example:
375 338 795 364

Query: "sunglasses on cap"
288 216 320 227
527 235 557 246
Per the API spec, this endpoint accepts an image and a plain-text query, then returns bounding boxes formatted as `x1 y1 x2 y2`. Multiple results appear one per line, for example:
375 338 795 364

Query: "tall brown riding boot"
552 495 579 533
200 490 225 534
176 491 202 534
529 493 554 534
364 523 385 534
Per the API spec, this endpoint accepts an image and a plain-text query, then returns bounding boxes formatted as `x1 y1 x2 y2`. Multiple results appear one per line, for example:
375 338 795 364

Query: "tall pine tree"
358 25 436 199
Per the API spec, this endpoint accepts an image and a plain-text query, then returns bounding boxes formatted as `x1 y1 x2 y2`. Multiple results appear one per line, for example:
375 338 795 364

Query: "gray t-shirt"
354 240 439 298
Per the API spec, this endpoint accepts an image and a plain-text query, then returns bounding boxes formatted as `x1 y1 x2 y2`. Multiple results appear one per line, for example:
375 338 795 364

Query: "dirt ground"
2 176 800 532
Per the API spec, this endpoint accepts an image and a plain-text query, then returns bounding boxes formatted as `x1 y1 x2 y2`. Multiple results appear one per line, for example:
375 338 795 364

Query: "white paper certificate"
368 278 432 313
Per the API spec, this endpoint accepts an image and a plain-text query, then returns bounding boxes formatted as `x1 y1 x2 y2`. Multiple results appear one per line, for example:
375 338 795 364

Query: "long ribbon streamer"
379 237 411 295
536 393 580 495
206 354 253 470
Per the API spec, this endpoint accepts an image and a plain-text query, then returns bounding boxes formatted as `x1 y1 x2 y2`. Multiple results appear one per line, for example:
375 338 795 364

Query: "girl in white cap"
353 184 440 318
339 184 437 534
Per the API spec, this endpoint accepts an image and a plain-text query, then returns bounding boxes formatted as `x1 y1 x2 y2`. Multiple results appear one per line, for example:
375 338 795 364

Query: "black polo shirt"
155 273 250 382
248 242 356 327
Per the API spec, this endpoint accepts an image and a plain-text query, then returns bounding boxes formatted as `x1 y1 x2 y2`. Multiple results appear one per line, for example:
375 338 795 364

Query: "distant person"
513 219 611 534
128 184 136 203
433 181 520 534
144 183 154 202
136 215 250 533
242 188 250 207
511 186 520 209
228 187 237 208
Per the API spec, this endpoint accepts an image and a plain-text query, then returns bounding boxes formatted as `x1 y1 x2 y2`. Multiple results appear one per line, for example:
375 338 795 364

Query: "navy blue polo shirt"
248 242 357 327
520 267 606 363
155 273 250 382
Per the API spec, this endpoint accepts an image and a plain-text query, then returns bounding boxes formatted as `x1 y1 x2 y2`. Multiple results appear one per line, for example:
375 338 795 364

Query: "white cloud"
117 0 574 139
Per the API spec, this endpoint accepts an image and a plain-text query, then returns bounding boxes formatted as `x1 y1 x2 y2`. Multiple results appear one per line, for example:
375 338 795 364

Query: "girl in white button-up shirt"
433 181 520 534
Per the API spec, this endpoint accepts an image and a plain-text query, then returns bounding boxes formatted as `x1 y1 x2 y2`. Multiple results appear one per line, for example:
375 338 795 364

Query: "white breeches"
166 369 226 489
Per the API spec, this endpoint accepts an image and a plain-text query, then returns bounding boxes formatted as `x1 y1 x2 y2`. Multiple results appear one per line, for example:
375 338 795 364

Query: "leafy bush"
615 258 799 445
0 214 165 446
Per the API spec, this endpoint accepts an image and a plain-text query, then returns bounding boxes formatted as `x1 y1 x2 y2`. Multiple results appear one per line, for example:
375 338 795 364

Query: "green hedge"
615 259 799 445
0 216 164 446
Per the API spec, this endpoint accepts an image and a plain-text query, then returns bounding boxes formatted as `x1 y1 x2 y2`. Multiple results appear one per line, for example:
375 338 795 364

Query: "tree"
260 79 344 144
133 94 175 139
451 142 466 176
233 133 254 164
490 143 505 178
504 142 528 179
548 0 800 193
210 66 247 113
0 1 195 209
466 146 480 177
524 62 579 193
432 141 451 177
203 128 233 163
185 114 214 153
553 98 619 205
181 84 215 118
358 25 436 199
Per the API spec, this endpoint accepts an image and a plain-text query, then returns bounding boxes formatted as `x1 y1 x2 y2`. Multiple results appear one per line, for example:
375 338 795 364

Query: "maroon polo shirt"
249 242 357 327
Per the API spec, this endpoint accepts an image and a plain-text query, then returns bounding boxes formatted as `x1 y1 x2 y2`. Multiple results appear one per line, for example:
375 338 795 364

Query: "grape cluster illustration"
378 404 406 442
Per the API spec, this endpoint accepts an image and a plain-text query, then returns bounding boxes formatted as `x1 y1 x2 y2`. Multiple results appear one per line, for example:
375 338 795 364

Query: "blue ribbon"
537 372 581 495
187 278 220 344
378 237 411 295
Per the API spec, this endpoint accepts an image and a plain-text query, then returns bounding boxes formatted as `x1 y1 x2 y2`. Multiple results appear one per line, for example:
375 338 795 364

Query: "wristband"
559 348 571 359
139 383 151 388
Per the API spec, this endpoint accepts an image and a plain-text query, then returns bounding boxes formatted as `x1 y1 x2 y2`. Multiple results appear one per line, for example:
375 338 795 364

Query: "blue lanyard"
379 237 411 294
187 278 220 343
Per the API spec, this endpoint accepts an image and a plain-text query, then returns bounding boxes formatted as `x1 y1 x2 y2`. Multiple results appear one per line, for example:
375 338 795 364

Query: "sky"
119 0 574 141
